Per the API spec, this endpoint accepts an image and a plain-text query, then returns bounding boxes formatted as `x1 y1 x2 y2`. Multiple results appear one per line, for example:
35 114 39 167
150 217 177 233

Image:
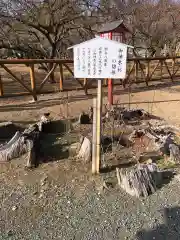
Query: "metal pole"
96 79 102 174
92 98 97 174
108 78 113 105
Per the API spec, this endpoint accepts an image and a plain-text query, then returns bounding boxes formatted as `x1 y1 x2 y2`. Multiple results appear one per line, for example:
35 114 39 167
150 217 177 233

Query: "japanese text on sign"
73 38 128 79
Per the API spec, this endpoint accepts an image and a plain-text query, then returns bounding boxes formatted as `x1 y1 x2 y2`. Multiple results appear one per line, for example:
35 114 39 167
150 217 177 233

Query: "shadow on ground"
136 206 180 240
38 119 80 163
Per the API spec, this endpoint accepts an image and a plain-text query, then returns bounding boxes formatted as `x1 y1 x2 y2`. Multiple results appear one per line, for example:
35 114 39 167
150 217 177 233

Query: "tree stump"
0 114 50 168
116 163 162 198
0 132 26 163
77 137 91 163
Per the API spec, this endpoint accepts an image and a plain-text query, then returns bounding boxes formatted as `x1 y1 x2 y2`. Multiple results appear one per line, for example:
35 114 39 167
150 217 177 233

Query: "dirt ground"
1 81 180 239
1 80 180 126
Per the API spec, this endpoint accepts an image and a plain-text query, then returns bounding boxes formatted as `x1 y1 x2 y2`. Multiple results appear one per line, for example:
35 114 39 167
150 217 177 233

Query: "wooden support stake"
59 64 64 91
149 61 160 80
172 64 180 77
96 79 102 174
29 64 37 101
63 63 84 89
1 64 31 93
38 63 57 92
164 60 174 82
0 75 3 97
92 98 97 174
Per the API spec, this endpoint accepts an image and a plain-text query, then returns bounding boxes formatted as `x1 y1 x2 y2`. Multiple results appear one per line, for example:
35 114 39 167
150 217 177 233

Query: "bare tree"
0 0 102 81
0 0 100 58
100 0 180 56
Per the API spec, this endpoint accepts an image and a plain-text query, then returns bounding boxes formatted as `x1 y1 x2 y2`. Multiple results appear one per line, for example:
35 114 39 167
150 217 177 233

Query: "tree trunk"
0 115 50 168
116 163 162 198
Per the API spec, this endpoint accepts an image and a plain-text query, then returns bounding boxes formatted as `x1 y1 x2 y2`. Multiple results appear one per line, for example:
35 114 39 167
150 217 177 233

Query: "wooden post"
145 60 150 83
160 60 163 81
108 78 113 105
0 75 3 97
172 58 175 76
104 78 108 86
92 98 97 174
29 64 37 101
83 78 87 86
128 84 131 110
59 64 64 91
135 61 138 83
96 79 102 174
108 32 113 106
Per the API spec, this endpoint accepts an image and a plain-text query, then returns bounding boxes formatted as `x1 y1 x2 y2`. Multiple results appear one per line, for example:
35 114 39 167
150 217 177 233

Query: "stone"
7 230 13 237
12 206 18 211
33 191 38 195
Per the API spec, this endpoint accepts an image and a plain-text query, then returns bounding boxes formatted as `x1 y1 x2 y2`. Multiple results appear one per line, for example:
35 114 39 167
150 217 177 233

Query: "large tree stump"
116 163 162 197
0 114 50 168
0 132 26 162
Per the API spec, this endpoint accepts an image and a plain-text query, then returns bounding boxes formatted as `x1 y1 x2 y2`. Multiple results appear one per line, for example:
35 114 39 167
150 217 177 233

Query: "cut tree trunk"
0 132 26 163
0 114 50 168
77 137 91 163
116 163 162 198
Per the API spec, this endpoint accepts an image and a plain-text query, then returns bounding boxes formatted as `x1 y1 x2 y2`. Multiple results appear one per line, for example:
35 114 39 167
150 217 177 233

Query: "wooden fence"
0 56 180 100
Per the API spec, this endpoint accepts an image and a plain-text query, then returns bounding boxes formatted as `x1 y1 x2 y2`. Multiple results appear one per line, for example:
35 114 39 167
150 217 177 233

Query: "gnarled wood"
0 114 50 167
0 132 26 162
116 164 162 197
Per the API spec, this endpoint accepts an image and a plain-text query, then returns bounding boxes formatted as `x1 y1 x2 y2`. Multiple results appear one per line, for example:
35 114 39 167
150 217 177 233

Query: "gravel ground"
1 83 180 239
0 156 180 240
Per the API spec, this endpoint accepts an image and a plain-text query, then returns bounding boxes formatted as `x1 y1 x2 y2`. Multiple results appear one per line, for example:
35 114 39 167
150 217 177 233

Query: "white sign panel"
71 38 129 79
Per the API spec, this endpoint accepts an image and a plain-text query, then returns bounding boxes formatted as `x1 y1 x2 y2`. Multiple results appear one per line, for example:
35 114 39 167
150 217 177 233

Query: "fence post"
29 64 37 101
59 64 64 91
160 60 163 81
0 74 4 97
146 60 150 83
104 78 108 86
83 78 87 86
172 58 175 75
135 61 138 83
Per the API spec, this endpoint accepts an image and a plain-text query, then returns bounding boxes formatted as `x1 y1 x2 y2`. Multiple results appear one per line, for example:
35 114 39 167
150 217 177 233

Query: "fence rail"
0 56 180 100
